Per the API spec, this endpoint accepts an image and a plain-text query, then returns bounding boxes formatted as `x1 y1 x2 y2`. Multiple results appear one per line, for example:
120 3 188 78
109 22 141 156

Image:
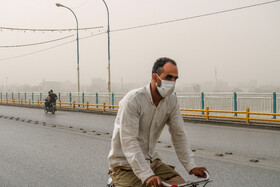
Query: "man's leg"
152 160 186 185
110 168 145 187
46 101 50 109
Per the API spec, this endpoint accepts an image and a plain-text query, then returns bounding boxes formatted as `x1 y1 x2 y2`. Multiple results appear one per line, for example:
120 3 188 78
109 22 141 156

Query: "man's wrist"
144 175 155 184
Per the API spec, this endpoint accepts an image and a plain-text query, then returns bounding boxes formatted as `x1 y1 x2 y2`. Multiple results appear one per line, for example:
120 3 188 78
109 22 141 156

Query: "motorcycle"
44 102 56 114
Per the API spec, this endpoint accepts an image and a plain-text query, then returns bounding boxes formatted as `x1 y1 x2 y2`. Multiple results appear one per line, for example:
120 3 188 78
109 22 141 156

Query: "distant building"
39 79 75 92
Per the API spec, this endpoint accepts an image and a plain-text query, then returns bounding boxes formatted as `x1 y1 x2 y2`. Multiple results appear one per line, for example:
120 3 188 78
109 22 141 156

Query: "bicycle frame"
106 171 211 187
162 171 211 187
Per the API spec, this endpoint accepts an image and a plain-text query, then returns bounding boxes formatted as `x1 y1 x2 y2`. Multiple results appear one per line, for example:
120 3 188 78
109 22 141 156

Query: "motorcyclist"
46 90 58 109
44 91 51 110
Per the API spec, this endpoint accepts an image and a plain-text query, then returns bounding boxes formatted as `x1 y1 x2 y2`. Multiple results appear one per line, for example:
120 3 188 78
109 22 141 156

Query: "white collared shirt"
108 84 196 183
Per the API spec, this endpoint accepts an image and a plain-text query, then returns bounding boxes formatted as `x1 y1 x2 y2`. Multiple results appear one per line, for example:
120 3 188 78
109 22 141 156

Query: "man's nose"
170 78 177 82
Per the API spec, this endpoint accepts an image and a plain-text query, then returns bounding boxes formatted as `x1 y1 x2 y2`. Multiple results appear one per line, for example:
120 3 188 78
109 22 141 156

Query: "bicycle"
161 171 211 187
107 171 211 187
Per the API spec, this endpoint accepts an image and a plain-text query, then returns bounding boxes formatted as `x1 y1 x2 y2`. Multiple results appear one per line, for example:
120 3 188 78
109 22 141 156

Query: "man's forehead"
162 62 178 73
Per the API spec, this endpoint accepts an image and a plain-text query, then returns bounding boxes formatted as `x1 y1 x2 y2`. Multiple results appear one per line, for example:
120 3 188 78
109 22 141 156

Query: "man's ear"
152 73 157 81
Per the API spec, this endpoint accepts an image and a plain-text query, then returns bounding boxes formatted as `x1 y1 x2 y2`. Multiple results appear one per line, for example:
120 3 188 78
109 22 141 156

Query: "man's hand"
189 167 208 178
145 175 162 187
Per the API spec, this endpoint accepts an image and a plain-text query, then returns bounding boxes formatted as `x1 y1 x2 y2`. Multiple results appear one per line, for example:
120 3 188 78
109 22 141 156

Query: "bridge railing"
1 92 278 114
1 98 280 124
181 107 280 123
0 99 119 112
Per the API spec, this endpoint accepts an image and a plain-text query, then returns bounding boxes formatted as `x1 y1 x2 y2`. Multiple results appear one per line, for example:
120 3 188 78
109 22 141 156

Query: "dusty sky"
0 0 280 90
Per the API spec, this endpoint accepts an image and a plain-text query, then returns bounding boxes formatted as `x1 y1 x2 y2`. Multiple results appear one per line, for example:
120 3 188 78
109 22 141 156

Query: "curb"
183 117 280 131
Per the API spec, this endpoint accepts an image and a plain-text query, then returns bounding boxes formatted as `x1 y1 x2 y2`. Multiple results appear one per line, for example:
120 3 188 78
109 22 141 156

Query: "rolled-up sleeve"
119 100 155 183
167 102 197 173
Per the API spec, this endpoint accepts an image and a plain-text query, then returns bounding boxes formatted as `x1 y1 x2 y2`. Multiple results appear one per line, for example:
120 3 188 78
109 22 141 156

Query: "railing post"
112 92 114 109
86 101 89 111
73 101 75 110
96 93 99 108
25 93 27 103
103 102 106 112
59 100 62 109
69 92 72 106
29 99 31 106
206 106 209 120
234 92 237 117
273 92 276 119
246 108 250 124
21 99 23 105
201 92 205 115
82 92 85 107
13 99 15 104
38 99 40 107
32 92 34 102
6 98 8 104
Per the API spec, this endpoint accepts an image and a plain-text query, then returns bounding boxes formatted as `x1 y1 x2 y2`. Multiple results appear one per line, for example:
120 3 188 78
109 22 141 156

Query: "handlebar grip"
161 170 210 187
203 170 209 180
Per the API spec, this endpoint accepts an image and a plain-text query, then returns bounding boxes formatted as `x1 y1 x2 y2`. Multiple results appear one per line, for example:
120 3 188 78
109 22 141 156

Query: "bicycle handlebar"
162 171 210 187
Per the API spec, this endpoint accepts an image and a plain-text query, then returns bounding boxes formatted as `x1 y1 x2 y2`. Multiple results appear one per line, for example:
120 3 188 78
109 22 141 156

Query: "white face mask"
156 74 176 97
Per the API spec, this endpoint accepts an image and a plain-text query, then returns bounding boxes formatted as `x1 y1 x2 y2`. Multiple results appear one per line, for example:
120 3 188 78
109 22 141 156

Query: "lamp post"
56 3 80 103
102 0 111 102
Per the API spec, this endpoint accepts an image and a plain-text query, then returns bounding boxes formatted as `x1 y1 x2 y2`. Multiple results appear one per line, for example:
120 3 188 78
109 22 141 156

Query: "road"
0 105 280 186
1 105 279 160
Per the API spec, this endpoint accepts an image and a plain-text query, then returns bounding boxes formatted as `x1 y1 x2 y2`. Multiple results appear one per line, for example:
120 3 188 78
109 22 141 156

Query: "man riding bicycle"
108 58 208 187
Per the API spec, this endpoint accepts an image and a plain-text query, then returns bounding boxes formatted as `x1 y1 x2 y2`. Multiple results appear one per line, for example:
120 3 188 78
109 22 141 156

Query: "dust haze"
1 0 280 93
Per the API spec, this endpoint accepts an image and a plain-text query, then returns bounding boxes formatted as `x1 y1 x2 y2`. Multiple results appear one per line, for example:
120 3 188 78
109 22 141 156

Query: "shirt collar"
145 83 154 104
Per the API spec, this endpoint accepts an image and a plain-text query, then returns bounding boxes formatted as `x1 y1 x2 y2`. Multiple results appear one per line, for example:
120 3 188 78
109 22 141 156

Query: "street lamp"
102 0 111 101
56 3 80 103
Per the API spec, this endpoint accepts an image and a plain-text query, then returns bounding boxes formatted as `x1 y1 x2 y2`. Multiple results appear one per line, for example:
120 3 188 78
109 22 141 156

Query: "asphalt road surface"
1 105 279 160
0 105 280 186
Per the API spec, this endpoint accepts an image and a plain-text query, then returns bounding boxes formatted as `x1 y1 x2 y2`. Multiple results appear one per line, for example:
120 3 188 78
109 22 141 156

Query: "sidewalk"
183 116 280 131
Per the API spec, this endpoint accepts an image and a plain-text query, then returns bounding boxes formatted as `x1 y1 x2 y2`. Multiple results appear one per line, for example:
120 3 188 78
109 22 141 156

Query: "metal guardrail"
0 99 119 112
1 92 279 117
181 107 280 123
1 99 280 124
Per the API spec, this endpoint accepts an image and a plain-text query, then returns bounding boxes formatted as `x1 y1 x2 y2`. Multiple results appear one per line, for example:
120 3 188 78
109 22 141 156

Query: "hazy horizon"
1 0 280 90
